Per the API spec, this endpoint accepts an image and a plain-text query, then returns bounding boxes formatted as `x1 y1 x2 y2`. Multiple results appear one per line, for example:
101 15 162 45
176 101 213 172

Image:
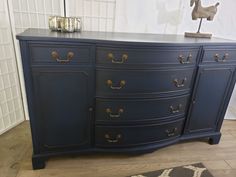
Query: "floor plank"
0 120 236 177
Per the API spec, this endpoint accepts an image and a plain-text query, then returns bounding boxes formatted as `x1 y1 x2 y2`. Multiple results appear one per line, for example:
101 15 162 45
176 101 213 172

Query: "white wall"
115 0 236 40
66 0 116 31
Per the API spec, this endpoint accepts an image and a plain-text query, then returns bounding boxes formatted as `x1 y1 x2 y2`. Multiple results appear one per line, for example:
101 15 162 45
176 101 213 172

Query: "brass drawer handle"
106 108 124 118
107 80 126 90
173 78 187 88
178 54 192 64
170 104 182 114
105 134 122 143
107 53 128 64
51 51 74 63
166 127 178 137
214 53 229 62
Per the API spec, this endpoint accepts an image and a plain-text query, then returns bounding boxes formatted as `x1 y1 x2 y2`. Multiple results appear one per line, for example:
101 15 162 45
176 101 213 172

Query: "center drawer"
96 46 199 67
96 68 195 97
96 94 189 123
95 118 184 147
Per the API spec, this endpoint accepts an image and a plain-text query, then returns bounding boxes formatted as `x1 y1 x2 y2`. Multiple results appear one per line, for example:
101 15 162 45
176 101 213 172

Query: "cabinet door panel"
186 66 234 133
32 69 93 151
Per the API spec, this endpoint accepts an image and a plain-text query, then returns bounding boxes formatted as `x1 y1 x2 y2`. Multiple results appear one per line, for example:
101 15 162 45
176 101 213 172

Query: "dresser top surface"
17 28 236 45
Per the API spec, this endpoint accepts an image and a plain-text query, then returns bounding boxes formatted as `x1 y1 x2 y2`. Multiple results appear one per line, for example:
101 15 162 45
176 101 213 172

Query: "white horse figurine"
191 0 219 21
185 0 220 38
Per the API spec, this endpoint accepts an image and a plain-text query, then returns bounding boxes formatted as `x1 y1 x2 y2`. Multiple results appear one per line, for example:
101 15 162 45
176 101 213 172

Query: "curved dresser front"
16 29 236 169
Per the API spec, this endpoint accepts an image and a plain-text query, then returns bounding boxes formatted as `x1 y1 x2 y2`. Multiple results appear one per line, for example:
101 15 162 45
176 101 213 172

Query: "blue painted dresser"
17 29 236 169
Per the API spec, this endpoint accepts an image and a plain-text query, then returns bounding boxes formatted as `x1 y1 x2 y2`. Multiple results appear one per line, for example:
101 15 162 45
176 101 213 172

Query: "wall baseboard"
0 119 25 136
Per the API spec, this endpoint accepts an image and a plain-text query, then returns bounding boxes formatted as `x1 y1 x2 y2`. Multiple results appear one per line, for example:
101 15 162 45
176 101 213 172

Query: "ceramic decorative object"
48 0 81 33
185 0 220 38
48 16 81 33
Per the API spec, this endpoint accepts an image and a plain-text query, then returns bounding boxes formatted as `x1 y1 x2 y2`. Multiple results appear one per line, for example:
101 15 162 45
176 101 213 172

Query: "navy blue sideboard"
17 29 236 169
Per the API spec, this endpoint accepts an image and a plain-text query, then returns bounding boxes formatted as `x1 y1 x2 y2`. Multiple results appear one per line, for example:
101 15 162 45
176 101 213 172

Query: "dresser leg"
32 156 46 170
209 133 221 145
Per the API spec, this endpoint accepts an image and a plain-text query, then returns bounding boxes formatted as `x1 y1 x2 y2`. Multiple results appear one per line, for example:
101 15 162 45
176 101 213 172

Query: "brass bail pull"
107 80 126 90
105 134 122 143
51 51 74 63
107 53 128 64
166 128 178 137
106 108 124 118
170 104 182 114
214 53 229 62
173 78 187 88
178 54 192 64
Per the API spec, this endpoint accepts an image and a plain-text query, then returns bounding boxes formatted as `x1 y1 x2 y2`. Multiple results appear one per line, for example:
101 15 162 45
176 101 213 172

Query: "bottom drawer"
95 119 184 147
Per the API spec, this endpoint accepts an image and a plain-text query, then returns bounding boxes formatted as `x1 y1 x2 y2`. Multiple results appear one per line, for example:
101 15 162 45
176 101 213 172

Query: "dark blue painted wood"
96 95 189 123
96 46 199 67
32 68 93 151
19 41 41 155
16 29 236 169
96 68 195 97
202 46 236 64
95 118 184 147
16 29 236 46
184 65 235 134
29 41 93 65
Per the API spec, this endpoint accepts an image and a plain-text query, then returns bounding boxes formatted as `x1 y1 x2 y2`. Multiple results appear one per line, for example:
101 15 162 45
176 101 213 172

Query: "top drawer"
29 42 93 65
202 46 236 64
96 46 199 67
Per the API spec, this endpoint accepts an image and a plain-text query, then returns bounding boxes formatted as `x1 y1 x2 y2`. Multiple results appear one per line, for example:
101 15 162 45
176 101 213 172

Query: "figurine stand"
185 18 212 38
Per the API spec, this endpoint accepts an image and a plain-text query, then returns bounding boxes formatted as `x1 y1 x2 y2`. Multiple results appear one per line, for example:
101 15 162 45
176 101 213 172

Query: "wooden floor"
1 121 236 177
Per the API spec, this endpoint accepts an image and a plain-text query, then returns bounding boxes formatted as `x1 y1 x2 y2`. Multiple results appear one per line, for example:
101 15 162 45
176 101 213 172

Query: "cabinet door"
185 66 235 134
32 68 93 151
